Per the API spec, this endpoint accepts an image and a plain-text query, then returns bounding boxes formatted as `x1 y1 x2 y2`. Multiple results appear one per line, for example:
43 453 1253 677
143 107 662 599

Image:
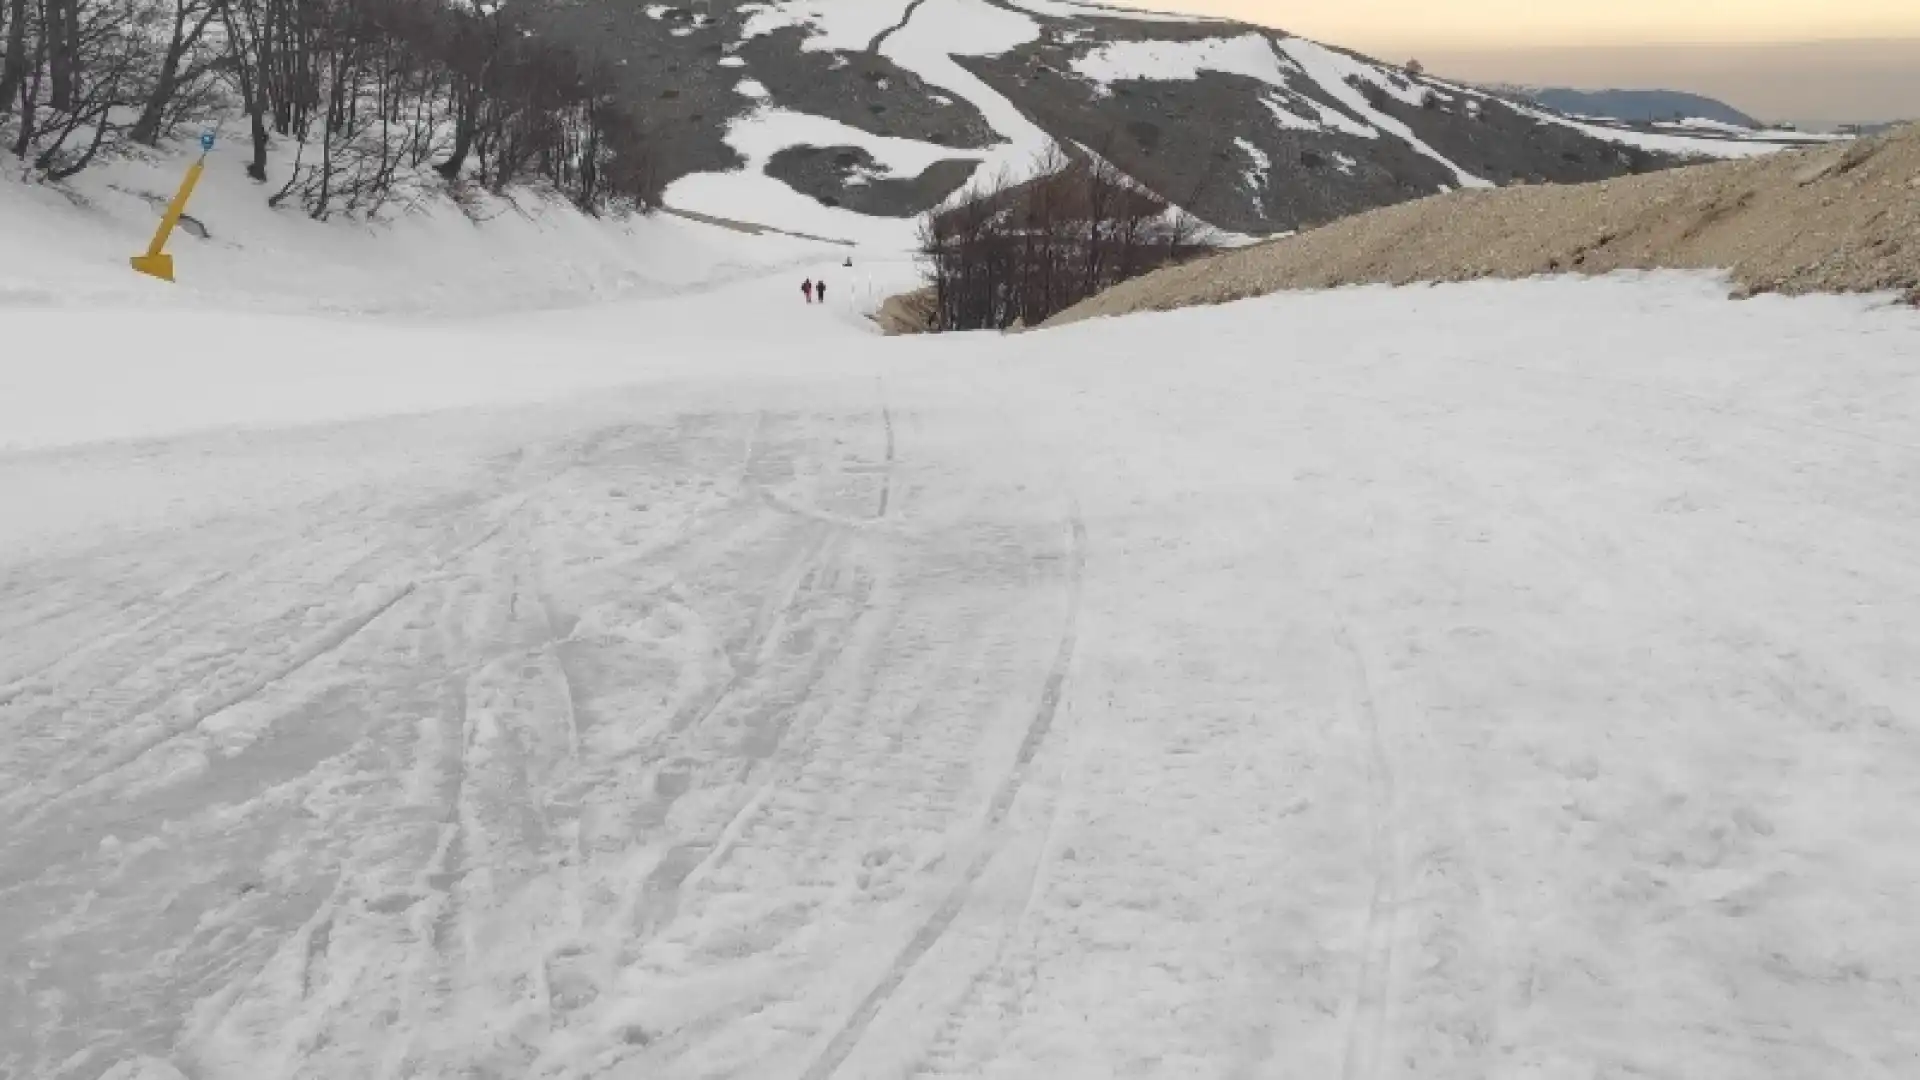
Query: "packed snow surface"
5 174 1920 1080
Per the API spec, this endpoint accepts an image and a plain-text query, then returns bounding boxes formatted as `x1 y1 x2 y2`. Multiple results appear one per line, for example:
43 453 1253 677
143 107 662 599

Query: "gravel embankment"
1045 124 1920 328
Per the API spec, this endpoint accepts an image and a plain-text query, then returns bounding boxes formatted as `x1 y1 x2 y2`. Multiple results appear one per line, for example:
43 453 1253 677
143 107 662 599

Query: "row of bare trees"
1 0 660 216
917 148 1214 332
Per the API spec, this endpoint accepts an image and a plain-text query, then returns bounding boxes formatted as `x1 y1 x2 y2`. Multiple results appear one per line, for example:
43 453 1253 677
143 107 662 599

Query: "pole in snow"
131 130 214 282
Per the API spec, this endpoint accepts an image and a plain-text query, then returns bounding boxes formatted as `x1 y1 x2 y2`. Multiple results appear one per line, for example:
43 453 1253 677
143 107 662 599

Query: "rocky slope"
534 0 1829 245
1045 125 1920 327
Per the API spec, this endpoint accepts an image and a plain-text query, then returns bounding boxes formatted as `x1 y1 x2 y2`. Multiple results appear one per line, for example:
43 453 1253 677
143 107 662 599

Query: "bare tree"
918 144 1216 332
128 0 218 144
7 0 662 222
1 0 31 117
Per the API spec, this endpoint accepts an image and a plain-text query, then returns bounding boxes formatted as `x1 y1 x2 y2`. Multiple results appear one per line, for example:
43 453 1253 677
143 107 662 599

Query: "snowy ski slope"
5 159 1920 1079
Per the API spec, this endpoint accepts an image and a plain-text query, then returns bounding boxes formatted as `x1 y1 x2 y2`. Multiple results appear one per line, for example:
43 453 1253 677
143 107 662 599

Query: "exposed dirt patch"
1046 124 1920 327
765 146 976 216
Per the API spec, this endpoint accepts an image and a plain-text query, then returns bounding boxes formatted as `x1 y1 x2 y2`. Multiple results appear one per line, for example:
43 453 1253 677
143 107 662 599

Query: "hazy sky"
1119 1 1920 124
1416 39 1920 126
1146 0 1920 51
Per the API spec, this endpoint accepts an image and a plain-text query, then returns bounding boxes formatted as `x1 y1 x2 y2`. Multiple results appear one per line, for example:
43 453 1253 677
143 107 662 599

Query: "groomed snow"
7 161 1920 1080
3 57 1902 1068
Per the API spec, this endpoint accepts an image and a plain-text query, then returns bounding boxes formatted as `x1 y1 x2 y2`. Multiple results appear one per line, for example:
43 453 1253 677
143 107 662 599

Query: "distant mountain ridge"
1521 88 1759 128
538 0 1824 244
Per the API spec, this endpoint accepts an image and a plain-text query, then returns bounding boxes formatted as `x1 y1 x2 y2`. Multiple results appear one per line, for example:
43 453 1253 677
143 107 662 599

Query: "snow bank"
1 260 922 451
0 141 840 317
0 138 914 450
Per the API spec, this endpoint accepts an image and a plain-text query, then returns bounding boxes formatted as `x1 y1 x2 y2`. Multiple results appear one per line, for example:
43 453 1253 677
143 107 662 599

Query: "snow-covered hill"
551 0 1836 245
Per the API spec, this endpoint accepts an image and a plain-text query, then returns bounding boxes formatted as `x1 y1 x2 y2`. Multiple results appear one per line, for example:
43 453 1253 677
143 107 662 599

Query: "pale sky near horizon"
1137 0 1920 51
1116 1 1920 123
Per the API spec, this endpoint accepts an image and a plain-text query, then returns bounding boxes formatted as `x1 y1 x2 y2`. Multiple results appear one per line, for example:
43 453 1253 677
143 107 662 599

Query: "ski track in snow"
1335 624 1399 1080
6 271 1920 1080
799 509 1085 1080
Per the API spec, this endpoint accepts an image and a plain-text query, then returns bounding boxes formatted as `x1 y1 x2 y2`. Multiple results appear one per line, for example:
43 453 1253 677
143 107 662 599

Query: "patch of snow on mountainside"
1068 139 1266 246
1651 118 1850 144
1071 33 1298 95
1261 95 1322 132
1276 37 1493 189
877 0 1054 168
1234 136 1269 214
681 0 1296 247
666 105 966 247
1338 56 1433 108
1001 0 1228 23
737 0 916 52
1503 100 1812 160
1658 117 1758 135
1265 91 1375 138
1067 33 1384 144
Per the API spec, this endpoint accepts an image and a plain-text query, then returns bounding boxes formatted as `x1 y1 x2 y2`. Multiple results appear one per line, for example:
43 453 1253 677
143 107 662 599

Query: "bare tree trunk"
10 18 42 157
0 0 29 117
436 79 476 179
131 1 215 145
44 0 72 111
216 0 271 178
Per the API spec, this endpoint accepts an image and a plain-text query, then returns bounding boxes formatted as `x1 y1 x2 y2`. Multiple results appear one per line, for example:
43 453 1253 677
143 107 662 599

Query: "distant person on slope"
817 280 828 304
802 279 814 304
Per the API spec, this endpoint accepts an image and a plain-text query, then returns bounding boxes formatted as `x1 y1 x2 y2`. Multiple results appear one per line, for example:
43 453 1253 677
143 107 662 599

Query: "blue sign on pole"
200 131 215 152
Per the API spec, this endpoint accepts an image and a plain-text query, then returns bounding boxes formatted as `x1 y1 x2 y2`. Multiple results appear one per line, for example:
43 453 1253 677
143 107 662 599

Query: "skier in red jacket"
802 278 814 304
